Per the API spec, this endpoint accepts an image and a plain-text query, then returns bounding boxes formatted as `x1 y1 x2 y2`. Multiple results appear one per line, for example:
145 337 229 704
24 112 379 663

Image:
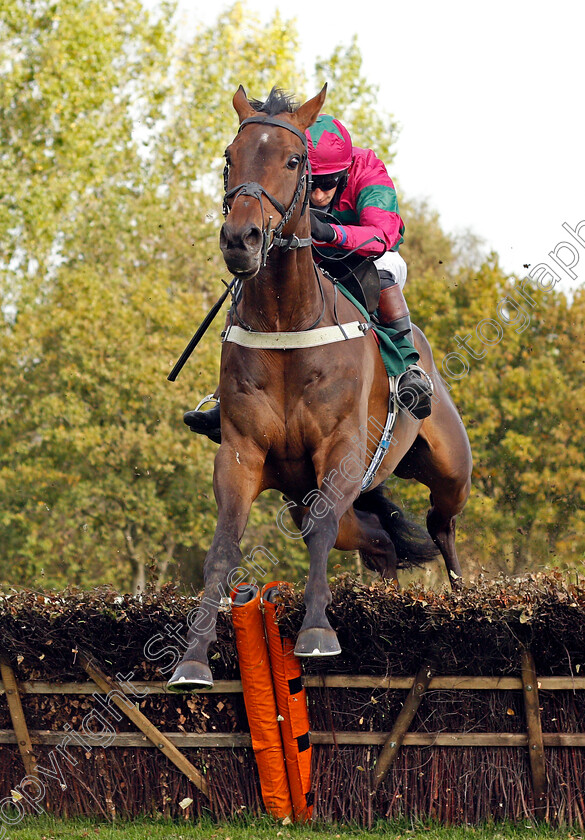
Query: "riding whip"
167 279 235 382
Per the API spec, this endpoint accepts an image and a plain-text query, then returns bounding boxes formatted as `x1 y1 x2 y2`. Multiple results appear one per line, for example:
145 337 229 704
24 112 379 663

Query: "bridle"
222 115 313 266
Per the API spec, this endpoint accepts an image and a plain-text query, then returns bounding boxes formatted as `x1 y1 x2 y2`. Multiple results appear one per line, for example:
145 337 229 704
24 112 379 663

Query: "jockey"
184 115 432 443
306 114 432 419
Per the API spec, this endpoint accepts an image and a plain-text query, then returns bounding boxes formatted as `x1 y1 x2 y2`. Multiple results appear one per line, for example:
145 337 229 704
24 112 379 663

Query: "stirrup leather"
360 365 433 492
361 377 399 492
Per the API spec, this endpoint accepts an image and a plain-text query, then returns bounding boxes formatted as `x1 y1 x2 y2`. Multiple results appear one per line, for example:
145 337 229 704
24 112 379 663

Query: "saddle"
311 209 381 315
318 251 381 315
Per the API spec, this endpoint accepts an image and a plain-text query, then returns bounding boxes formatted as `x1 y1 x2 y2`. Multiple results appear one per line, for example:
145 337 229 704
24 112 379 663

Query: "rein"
222 115 313 264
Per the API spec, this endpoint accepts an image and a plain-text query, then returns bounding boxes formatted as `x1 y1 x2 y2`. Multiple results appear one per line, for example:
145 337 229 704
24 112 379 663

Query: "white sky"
177 0 585 284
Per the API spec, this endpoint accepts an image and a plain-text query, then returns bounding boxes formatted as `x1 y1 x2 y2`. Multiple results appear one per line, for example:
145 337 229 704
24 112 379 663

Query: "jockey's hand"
310 211 336 243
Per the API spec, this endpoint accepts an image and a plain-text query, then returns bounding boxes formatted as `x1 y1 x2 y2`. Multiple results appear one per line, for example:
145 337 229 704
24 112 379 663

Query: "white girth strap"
222 321 369 349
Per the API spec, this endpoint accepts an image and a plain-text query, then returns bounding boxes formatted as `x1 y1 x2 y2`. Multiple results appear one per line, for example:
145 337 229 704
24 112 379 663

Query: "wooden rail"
1 655 584 822
521 650 547 818
373 661 434 789
0 730 584 748
78 652 209 798
0 655 38 778
4 675 585 695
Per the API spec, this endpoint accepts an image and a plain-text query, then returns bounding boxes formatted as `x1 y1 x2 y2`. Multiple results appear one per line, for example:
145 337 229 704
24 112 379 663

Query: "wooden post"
520 647 547 820
372 661 433 790
0 654 38 778
78 652 209 799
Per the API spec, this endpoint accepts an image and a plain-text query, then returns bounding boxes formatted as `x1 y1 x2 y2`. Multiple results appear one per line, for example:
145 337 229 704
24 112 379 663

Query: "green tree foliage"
166 2 305 167
0 0 221 591
1 0 169 296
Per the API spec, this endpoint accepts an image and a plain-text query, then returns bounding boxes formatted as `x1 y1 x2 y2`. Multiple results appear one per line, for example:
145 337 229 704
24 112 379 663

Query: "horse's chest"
224 350 362 453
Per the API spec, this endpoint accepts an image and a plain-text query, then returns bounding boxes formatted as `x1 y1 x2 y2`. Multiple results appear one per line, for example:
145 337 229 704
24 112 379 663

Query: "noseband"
222 115 313 265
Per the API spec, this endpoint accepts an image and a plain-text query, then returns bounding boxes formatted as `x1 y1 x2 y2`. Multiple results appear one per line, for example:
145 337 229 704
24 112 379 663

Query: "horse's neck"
240 248 322 332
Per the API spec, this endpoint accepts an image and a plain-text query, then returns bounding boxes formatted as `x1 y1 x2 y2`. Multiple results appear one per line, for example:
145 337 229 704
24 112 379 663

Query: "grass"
4 816 584 840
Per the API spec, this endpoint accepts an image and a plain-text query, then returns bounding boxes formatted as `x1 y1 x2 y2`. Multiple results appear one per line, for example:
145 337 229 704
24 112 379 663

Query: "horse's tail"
355 487 439 569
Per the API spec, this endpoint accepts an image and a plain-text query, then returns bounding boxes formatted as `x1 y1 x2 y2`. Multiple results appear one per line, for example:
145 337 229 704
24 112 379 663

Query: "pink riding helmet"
306 115 353 175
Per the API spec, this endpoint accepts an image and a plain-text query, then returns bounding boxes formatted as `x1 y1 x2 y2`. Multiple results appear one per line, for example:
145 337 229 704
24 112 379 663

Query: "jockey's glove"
310 211 336 243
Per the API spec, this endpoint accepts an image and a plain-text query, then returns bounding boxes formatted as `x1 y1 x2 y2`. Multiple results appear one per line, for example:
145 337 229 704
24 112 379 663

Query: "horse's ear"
293 84 328 131
233 85 255 123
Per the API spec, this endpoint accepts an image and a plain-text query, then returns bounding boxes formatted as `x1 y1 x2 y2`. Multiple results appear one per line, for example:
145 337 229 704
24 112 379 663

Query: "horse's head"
219 85 327 280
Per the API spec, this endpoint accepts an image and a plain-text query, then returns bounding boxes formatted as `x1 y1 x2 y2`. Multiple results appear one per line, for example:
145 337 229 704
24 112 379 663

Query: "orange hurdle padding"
230 583 293 819
261 582 313 821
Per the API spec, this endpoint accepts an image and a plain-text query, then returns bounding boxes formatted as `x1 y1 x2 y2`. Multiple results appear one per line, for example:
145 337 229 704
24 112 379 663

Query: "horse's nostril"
220 223 262 255
243 225 262 252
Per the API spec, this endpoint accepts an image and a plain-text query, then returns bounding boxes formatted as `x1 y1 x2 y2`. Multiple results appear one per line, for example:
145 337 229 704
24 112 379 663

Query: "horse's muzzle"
220 221 263 278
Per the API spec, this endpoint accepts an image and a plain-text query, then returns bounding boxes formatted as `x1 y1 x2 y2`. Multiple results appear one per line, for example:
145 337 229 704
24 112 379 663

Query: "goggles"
311 171 347 192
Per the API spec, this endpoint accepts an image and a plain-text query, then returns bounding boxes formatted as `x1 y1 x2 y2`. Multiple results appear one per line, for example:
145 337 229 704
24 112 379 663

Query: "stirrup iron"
194 394 220 412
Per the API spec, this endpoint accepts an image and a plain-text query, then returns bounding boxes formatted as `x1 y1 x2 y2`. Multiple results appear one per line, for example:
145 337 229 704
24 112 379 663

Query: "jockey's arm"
318 152 405 258
327 205 404 257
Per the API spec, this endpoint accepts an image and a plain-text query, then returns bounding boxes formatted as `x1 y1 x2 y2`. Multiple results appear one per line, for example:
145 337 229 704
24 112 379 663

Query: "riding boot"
377 284 433 420
184 314 229 445
183 400 222 444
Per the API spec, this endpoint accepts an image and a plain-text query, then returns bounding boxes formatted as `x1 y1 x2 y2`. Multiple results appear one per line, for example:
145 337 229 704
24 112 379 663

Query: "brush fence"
1 576 585 828
1 650 585 827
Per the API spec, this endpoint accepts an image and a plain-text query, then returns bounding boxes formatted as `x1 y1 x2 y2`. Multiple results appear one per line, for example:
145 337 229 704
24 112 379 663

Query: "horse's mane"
249 87 298 116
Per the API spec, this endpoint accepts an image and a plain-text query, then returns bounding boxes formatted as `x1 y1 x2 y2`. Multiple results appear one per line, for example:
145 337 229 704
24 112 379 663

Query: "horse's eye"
287 155 301 170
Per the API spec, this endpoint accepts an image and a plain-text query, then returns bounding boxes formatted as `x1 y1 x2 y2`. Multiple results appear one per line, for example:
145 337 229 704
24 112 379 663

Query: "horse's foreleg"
168 444 264 690
294 440 363 657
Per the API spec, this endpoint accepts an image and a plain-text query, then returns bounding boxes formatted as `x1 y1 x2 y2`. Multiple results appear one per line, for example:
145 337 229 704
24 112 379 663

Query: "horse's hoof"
294 627 341 657
167 660 214 692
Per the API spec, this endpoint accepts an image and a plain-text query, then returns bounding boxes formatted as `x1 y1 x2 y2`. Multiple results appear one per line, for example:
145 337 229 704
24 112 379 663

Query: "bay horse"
168 85 472 691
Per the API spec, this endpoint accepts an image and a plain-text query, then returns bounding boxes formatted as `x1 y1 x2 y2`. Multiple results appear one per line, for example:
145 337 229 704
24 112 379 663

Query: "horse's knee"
302 507 338 549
